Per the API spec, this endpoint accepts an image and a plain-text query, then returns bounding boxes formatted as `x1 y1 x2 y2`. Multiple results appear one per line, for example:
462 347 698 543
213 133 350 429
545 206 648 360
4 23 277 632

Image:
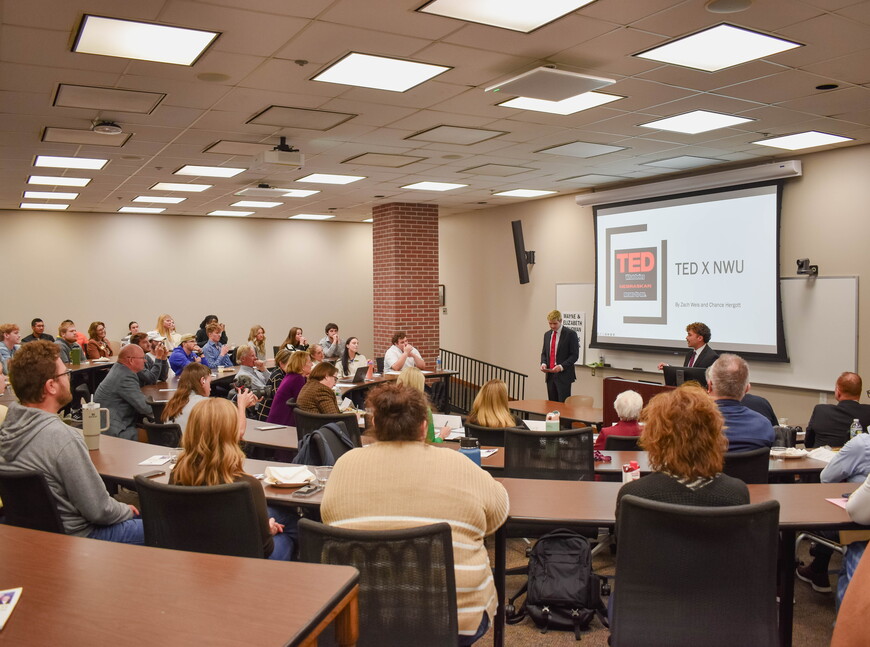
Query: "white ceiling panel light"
486 67 614 102
119 207 165 214
28 176 91 187
34 155 108 170
232 201 283 208
401 181 467 191
175 165 245 178
290 214 335 220
20 203 69 210
282 189 320 198
640 110 752 134
72 15 219 66
209 211 254 217
493 189 557 197
498 91 623 115
417 0 597 33
133 196 186 204
151 182 212 192
297 173 365 185
23 191 78 200
312 52 450 92
635 24 801 72
751 131 853 150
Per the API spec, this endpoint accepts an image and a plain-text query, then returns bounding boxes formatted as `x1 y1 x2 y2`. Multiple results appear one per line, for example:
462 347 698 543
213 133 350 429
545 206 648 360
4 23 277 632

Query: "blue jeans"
267 506 298 561
837 541 867 612
88 518 144 545
458 613 490 646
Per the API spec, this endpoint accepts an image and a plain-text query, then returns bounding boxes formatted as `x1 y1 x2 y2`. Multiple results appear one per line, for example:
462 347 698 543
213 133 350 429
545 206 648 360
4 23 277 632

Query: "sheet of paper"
826 497 849 510
384 370 401 375
138 455 171 466
445 430 466 441
523 419 547 431
256 425 286 431
158 388 177 392
433 414 463 429
807 447 837 463
0 587 23 630
481 448 498 458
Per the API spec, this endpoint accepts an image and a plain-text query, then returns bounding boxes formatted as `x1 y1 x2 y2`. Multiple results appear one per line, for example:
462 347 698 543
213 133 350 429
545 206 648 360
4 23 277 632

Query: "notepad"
138 455 171 466
0 587 23 630
481 449 498 458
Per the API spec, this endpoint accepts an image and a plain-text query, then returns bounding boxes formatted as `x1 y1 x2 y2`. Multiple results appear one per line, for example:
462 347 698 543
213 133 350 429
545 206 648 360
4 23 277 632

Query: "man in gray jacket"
0 341 142 543
94 344 154 440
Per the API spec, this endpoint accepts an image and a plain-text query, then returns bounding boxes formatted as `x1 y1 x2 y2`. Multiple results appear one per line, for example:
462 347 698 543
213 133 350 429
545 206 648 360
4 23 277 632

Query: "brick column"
372 202 440 362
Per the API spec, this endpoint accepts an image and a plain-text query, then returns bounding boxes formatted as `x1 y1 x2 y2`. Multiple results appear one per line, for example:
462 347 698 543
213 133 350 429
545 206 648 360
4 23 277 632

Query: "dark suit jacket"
684 345 718 369
741 393 778 426
806 399 870 448
541 327 580 385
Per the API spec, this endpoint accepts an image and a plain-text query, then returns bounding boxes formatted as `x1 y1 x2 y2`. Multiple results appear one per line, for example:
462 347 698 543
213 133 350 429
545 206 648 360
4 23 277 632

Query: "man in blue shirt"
706 354 775 453
169 334 209 376
202 323 233 369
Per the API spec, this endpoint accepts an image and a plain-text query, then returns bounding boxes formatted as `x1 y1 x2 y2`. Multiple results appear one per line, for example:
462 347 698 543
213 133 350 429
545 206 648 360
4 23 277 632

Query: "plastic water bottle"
459 437 481 466
850 418 863 439
436 355 442 372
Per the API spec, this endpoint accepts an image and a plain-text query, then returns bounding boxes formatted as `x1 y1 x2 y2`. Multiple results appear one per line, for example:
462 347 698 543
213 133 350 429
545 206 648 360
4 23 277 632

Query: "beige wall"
439 143 870 427
1 211 374 358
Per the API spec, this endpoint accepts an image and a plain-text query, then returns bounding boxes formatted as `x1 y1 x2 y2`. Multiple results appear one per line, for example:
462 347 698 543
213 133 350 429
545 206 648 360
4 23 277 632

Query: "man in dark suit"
805 372 870 448
540 310 579 402
658 322 719 371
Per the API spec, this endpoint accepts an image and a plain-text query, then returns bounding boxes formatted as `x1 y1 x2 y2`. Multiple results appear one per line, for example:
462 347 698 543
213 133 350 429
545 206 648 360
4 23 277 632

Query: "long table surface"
0 524 359 646
598 450 827 477
509 399 603 425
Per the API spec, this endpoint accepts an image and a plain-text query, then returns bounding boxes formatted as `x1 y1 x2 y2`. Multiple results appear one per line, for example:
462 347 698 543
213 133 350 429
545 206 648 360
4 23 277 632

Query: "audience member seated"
54 321 85 363
281 326 309 352
169 334 207 376
153 313 181 350
397 366 448 441
296 361 340 415
235 345 270 395
321 383 508 645
466 379 517 429
267 351 312 426
58 319 88 349
170 398 293 560
247 325 267 361
0 323 21 373
319 322 342 359
94 345 153 440
0 364 8 425
269 349 292 395
0 341 143 544
384 330 426 371
706 354 774 452
195 314 227 347
130 332 169 386
86 321 114 359
796 429 870 600
806 372 870 448
308 344 324 365
595 389 643 451
335 337 368 378
120 321 139 347
163 363 211 434
21 318 54 343
202 323 233 369
741 391 778 426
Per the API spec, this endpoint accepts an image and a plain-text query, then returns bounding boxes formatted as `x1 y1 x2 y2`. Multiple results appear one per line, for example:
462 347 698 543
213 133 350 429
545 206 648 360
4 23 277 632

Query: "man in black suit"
658 322 719 371
805 372 870 448
540 310 579 402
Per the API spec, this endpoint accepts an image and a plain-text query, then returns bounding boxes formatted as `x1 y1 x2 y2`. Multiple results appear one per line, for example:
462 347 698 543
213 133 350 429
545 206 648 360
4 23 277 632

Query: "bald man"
94 344 153 440
806 372 870 448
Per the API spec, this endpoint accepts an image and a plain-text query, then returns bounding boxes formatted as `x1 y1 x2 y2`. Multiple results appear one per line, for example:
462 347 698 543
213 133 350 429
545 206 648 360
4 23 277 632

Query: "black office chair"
298 519 458 647
141 419 182 448
73 383 91 406
504 426 595 481
723 447 771 484
611 496 779 647
272 345 281 358
464 421 517 448
309 425 356 465
604 435 641 451
294 409 361 446
0 470 65 533
134 475 264 558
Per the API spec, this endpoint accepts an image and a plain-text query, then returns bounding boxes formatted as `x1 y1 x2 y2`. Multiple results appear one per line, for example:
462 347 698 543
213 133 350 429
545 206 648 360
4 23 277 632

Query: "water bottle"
436 355 442 372
849 418 863 439
459 437 481 466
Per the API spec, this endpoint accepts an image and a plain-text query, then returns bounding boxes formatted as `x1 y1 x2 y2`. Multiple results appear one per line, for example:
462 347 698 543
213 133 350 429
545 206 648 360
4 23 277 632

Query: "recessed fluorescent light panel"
28 176 91 187
34 155 107 170
23 191 78 200
232 201 282 208
119 207 165 214
133 196 186 204
175 165 245 178
282 189 320 198
751 131 853 150
297 174 365 185
313 52 450 92
290 214 335 220
493 189 557 198
20 203 69 210
417 0 597 33
151 182 211 192
401 181 467 191
635 23 801 72
209 211 254 217
499 91 622 115
640 110 752 134
73 15 219 66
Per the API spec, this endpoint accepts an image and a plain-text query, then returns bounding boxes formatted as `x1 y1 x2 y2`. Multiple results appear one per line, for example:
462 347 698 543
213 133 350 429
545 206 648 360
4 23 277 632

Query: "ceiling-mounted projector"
236 184 293 198
485 66 615 102
252 136 304 170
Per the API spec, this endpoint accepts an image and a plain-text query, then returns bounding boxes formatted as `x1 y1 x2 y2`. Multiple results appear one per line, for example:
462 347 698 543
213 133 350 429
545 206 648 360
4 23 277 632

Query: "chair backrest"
294 409 360 445
0 470 65 533
73 383 90 406
141 419 182 448
311 425 356 465
565 394 594 408
722 447 770 484
298 519 458 647
134 475 263 558
464 421 513 447
272 345 281 358
604 434 641 451
504 426 595 480
612 495 779 647
376 356 385 373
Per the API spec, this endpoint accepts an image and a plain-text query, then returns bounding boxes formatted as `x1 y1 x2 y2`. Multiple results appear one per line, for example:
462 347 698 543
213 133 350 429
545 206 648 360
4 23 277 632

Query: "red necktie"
688 352 696 367
549 331 557 369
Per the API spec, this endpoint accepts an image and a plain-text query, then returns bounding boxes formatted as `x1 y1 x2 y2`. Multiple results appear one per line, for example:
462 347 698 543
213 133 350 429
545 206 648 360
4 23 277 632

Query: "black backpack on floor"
505 528 608 640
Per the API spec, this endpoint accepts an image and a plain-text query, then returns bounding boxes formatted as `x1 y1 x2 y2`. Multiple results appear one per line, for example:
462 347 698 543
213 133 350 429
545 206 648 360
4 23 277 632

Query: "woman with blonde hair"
86 321 113 359
162 363 212 434
170 398 293 560
154 314 181 349
396 365 449 442
267 351 312 425
247 325 267 361
467 379 516 429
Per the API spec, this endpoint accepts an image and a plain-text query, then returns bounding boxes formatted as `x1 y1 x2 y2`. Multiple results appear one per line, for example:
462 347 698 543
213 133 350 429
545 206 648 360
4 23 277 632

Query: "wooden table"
337 369 458 409
509 399 603 426
0 524 359 646
491 479 861 647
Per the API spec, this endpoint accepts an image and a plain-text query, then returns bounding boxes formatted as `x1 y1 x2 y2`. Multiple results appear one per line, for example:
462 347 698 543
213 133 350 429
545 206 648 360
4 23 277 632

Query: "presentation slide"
591 183 786 360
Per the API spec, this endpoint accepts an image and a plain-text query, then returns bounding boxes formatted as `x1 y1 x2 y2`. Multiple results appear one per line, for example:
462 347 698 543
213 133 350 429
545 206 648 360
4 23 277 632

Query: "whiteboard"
557 277 857 391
